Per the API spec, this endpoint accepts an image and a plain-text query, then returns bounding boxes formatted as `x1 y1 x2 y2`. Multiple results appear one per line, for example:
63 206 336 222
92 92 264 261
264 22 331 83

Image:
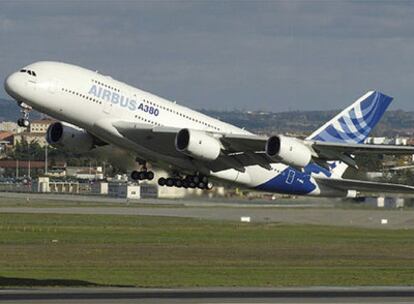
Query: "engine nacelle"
46 122 94 153
175 129 221 161
265 135 312 168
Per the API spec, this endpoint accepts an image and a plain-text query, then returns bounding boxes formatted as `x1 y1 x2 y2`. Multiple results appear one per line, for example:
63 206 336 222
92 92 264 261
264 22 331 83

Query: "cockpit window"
19 69 37 77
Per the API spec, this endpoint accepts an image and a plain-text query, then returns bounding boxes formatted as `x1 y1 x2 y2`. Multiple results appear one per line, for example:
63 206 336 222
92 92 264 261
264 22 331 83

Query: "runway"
1 204 414 229
0 191 333 207
1 287 414 303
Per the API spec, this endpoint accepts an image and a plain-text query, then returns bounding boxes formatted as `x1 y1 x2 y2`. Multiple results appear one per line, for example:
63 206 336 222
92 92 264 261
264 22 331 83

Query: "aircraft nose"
4 72 19 95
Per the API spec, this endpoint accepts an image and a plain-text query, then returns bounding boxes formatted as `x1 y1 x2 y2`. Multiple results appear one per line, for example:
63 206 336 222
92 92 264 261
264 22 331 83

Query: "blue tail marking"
309 91 392 143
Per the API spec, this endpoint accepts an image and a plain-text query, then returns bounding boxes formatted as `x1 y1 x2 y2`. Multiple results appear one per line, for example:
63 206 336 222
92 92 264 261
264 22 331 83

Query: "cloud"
1 0 414 111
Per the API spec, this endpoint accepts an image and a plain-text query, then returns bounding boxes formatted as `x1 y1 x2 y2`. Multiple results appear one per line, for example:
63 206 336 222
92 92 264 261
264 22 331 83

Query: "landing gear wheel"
146 171 154 181
131 170 140 181
174 179 183 188
158 177 166 186
197 182 205 189
17 118 30 128
138 171 147 180
166 178 174 187
192 176 200 184
131 170 155 181
158 174 212 189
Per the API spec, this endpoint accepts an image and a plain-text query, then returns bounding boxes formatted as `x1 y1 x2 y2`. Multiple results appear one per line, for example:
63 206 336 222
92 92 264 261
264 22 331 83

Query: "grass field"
1 212 414 287
0 197 185 208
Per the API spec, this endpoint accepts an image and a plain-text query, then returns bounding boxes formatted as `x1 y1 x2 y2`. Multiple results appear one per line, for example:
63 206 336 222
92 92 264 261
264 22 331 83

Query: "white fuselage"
4 61 336 196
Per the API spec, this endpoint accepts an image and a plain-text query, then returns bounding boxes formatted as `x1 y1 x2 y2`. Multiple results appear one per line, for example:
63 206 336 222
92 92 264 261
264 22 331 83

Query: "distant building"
108 183 141 199
366 171 384 180
0 131 13 153
29 119 55 134
0 121 25 133
13 132 48 147
0 131 13 142
66 166 104 180
365 137 387 145
0 160 47 177
391 136 409 146
364 196 405 208
0 140 8 155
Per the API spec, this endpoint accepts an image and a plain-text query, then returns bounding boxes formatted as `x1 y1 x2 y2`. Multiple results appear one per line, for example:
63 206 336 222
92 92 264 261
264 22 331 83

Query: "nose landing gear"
17 102 32 128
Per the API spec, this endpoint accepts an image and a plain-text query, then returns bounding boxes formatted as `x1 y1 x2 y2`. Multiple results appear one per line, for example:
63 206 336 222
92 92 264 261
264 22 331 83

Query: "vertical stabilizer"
307 91 392 143
307 91 393 177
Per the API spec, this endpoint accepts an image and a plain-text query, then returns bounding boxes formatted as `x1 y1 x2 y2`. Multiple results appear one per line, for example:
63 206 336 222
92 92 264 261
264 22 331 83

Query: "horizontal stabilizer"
316 177 414 194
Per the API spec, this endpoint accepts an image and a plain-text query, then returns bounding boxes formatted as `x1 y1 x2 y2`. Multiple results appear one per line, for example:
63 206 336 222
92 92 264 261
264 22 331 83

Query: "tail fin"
306 91 392 177
307 91 393 144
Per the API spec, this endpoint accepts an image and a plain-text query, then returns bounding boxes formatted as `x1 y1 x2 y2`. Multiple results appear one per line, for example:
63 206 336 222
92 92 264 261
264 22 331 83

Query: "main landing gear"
130 160 154 181
131 170 154 181
17 102 32 128
158 174 213 190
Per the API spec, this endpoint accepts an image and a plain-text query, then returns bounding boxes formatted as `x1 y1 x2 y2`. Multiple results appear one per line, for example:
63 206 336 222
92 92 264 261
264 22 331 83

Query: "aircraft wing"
113 121 414 171
315 176 414 194
214 136 414 170
306 141 414 169
310 141 414 155
113 121 182 158
112 121 271 171
219 133 267 152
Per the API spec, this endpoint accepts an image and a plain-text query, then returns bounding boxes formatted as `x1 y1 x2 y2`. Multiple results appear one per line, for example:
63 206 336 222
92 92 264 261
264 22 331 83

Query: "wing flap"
113 121 181 157
220 133 267 152
310 141 414 155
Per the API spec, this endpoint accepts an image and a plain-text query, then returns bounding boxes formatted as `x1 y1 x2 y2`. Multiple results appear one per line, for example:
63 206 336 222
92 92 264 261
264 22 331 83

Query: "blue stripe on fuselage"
255 163 331 194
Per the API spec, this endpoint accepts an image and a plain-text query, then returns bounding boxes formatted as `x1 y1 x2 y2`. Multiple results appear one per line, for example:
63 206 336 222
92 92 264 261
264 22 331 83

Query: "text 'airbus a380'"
4 61 414 197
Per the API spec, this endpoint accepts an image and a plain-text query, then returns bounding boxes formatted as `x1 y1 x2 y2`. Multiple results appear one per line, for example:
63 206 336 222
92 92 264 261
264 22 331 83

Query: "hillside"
1 98 414 137
202 109 414 137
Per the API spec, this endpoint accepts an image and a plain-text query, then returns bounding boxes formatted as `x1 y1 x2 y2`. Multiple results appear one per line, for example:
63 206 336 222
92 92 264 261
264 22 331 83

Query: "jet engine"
265 135 312 168
46 122 95 153
175 128 221 161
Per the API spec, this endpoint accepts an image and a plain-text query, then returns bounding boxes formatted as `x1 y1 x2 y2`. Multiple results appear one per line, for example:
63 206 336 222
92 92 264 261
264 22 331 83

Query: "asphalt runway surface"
2 287 414 303
0 192 334 207
2 205 414 229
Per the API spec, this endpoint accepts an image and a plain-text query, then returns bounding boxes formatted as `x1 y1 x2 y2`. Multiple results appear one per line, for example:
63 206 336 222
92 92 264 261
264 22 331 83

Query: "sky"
1 0 414 111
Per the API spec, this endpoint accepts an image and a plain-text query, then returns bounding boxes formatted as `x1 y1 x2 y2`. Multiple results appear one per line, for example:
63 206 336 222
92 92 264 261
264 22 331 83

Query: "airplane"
4 61 414 197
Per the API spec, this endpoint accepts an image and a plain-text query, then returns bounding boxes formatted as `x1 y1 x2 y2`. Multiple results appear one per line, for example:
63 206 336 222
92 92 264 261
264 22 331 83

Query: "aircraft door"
286 169 295 184
48 78 59 94
103 100 113 114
